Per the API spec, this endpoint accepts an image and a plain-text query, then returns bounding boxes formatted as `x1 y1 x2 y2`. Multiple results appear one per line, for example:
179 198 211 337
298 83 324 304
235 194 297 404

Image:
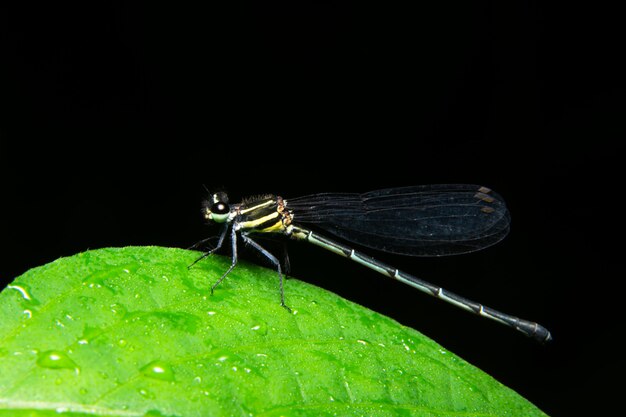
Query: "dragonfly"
190 184 551 343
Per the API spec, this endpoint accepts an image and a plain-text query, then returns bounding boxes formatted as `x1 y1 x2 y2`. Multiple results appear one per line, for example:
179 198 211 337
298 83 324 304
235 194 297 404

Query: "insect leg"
241 234 290 311
188 225 229 269
210 225 239 294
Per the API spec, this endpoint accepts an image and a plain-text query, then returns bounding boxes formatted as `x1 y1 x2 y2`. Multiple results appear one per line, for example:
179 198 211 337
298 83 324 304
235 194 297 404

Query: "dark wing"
285 184 510 256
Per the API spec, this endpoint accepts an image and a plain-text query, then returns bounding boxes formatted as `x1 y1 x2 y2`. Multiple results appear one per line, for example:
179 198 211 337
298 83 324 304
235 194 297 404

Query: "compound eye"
211 201 229 215
206 192 231 223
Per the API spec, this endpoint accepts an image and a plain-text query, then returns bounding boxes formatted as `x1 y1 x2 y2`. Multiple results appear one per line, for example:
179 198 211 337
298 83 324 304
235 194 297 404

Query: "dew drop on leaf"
249 324 268 335
37 350 78 371
110 302 128 317
138 388 156 399
140 360 175 382
7 284 40 306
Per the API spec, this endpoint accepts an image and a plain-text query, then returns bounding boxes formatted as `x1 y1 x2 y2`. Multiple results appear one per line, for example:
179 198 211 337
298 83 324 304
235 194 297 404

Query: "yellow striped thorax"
236 195 292 234
204 192 292 234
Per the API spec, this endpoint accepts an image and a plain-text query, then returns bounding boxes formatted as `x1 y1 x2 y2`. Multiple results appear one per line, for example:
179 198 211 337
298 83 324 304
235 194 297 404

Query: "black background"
1 2 623 416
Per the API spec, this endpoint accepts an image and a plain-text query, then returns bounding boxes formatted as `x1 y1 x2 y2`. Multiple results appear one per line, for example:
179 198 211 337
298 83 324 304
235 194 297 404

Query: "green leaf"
0 247 548 417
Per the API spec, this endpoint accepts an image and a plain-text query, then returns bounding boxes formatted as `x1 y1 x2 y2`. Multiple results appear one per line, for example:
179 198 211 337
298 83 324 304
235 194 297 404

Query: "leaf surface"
0 247 547 416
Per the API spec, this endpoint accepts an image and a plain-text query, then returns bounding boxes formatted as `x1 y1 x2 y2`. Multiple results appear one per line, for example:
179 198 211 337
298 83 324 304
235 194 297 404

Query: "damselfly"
190 185 551 343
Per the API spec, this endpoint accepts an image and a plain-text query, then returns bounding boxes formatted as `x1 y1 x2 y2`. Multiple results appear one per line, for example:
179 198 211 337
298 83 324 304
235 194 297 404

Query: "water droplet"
7 284 32 300
138 388 156 399
7 284 40 305
82 270 119 294
78 325 103 345
37 350 78 372
249 324 268 335
140 360 175 382
110 303 128 317
136 312 200 333
118 339 128 348
356 339 370 346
